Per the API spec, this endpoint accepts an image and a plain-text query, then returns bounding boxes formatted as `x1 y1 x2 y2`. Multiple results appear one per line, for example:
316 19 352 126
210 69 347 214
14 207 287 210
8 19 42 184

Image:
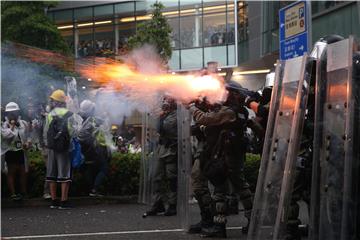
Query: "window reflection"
180 15 202 48
203 12 226 46
77 28 94 57
94 25 115 57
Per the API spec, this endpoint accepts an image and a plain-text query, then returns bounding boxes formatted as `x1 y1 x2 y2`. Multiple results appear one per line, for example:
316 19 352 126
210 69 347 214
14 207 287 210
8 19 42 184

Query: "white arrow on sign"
281 23 285 28
299 45 304 51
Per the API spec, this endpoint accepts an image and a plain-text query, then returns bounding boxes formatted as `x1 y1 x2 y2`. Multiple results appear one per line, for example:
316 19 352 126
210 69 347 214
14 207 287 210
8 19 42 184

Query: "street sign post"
279 0 311 60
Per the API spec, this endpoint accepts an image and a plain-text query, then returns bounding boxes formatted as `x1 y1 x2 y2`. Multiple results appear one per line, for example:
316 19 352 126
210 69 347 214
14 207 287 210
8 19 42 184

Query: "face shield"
310 41 327 60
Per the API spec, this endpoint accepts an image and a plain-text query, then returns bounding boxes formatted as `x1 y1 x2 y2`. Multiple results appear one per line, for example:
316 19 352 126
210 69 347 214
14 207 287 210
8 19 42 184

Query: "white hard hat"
80 100 95 115
5 102 20 112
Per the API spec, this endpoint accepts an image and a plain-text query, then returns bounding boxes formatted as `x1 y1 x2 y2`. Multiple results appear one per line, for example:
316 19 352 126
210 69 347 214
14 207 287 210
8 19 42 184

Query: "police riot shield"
138 112 159 204
310 37 360 240
247 55 310 240
177 104 199 230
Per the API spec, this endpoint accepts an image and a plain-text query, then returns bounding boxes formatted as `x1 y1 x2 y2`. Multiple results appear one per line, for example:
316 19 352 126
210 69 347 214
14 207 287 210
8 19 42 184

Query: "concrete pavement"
1 203 247 240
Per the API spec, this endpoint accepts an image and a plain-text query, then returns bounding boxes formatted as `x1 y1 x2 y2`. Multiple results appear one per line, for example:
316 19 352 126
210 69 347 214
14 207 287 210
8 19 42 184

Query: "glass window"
47 12 54 22
116 22 136 54
74 7 93 22
238 1 248 42
115 2 134 16
227 10 235 44
203 12 226 46
94 26 115 57
94 5 113 18
227 44 236 65
180 48 203 69
180 15 202 48
167 17 180 49
168 50 180 70
180 0 202 17
312 1 346 15
60 29 74 52
54 10 72 24
77 28 94 57
204 46 227 66
203 1 227 14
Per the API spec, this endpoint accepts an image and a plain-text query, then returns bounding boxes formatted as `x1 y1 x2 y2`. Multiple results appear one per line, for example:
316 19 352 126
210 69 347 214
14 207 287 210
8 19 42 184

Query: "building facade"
49 0 360 88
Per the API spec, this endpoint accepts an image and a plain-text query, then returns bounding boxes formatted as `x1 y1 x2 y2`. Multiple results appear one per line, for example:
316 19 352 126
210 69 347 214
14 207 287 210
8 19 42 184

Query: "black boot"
242 217 250 234
143 200 165 217
188 211 214 234
226 197 239 215
201 223 227 238
164 204 177 216
284 219 301 240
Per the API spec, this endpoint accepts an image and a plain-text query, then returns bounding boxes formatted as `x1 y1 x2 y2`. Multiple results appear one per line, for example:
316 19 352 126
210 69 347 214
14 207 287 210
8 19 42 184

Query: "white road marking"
3 227 243 239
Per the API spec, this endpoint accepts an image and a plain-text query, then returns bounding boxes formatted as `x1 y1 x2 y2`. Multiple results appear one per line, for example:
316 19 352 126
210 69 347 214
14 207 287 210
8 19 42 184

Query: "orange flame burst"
5 42 226 103
78 58 226 103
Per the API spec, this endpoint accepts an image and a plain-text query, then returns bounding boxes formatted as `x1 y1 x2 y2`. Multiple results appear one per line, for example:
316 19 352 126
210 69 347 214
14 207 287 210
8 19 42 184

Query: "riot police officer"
144 96 178 217
189 81 253 237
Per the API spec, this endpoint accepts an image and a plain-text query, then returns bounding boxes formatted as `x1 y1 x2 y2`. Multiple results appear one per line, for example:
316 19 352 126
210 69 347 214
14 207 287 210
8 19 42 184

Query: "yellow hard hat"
111 125 118 130
49 89 66 103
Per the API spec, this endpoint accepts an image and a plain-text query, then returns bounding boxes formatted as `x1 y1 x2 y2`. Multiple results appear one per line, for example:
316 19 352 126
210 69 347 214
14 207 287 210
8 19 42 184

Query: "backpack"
71 138 84 168
47 111 73 152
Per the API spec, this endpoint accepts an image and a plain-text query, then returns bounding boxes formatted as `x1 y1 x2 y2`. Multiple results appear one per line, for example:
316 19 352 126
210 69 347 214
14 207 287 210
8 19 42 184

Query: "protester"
78 100 111 197
1 102 31 201
43 89 82 209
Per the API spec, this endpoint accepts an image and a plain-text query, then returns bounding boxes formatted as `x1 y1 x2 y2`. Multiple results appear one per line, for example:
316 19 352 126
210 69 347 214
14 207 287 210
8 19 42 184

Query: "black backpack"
47 111 73 152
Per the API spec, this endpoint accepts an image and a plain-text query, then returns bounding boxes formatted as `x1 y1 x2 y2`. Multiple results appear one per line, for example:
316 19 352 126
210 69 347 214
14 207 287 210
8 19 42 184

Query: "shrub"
1 151 261 198
1 151 141 198
244 153 261 192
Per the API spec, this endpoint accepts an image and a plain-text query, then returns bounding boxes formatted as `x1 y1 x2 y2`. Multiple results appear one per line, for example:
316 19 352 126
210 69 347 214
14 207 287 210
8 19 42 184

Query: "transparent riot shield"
65 76 79 113
311 37 360 240
138 112 159 205
247 55 310 240
177 104 199 230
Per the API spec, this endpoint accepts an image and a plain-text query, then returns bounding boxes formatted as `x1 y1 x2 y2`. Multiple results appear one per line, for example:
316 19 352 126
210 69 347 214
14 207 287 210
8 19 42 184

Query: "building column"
115 15 119 55
74 27 79 58
195 5 200 47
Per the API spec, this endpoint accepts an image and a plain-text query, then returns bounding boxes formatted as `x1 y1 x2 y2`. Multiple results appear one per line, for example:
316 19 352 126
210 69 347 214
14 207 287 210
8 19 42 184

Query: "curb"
1 195 139 208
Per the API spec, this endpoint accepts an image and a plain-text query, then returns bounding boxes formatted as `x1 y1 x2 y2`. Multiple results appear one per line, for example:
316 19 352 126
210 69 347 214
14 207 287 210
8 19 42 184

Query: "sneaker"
58 200 73 210
143 200 165 217
10 194 21 201
43 193 52 200
89 190 104 197
164 204 177 216
50 199 60 209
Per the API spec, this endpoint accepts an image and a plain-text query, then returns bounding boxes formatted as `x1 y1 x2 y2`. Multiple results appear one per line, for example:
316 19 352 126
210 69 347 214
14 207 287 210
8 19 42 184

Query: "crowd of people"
1 90 140 205
77 39 115 57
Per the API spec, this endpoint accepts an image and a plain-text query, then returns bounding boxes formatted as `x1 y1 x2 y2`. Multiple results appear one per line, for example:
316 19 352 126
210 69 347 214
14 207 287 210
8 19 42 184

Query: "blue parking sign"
279 0 309 60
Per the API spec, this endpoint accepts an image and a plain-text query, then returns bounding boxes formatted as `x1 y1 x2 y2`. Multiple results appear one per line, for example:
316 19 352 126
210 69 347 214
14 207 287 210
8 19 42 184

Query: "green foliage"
1 1 70 54
244 153 261 191
127 1 172 62
1 151 261 198
1 151 141 198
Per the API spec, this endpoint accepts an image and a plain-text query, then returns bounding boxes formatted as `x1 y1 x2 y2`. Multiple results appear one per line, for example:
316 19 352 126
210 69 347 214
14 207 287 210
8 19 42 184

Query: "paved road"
2 203 248 240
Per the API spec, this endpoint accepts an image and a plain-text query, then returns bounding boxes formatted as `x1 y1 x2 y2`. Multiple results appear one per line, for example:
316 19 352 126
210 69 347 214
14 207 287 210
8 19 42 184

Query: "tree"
127 1 172 62
1 1 70 54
